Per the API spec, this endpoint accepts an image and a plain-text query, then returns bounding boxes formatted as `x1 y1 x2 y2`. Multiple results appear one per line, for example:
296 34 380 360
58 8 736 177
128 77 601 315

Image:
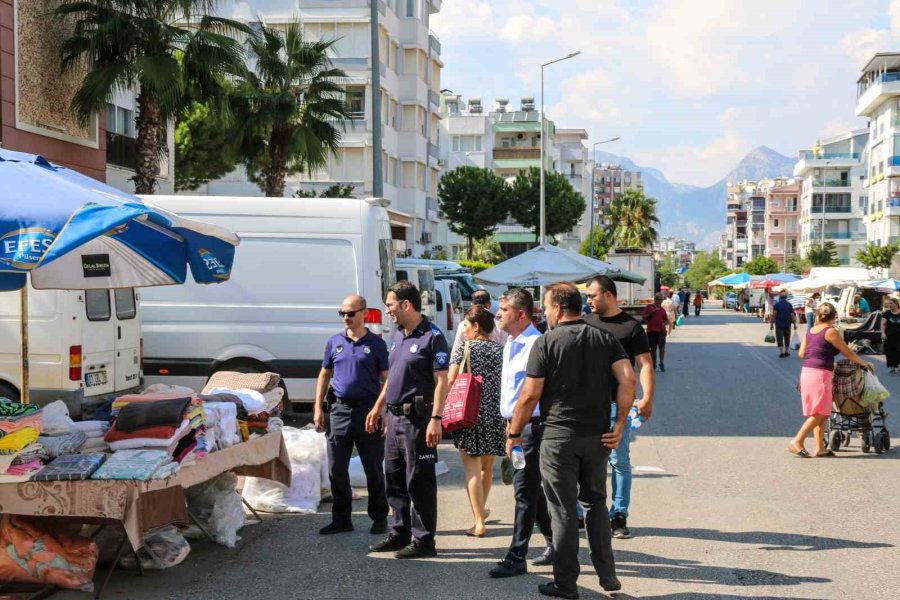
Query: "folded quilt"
38 431 87 459
0 400 41 421
206 387 267 415
105 421 184 443
6 458 42 476
151 461 180 479
0 413 42 436
114 397 191 433
70 421 110 436
106 420 190 452
32 454 107 482
0 428 40 454
78 437 109 453
91 449 171 481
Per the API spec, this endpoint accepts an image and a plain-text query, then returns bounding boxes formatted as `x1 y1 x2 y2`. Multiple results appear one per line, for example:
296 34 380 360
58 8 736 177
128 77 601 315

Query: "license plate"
85 371 107 387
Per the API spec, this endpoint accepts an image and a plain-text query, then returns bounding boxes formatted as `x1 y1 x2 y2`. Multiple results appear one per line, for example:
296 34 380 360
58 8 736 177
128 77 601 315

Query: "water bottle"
511 445 526 470
628 406 643 430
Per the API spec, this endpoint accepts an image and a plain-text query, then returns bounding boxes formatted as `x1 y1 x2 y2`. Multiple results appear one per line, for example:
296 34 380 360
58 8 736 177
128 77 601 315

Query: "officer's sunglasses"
338 310 359 318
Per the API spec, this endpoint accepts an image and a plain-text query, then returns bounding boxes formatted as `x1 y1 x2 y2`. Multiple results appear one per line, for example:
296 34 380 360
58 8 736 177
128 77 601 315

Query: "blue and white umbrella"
860 278 900 292
0 149 239 291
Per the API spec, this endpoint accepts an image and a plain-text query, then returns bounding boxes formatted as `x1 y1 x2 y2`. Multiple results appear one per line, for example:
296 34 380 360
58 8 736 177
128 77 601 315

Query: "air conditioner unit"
517 133 525 139
421 232 432 243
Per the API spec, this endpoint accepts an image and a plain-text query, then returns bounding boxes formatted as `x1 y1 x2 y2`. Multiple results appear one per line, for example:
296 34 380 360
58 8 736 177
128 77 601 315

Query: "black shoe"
489 558 527 578
370 519 388 535
368 534 411 553
599 576 622 592
538 582 579 599
319 521 353 535
610 514 631 539
395 540 437 559
577 515 585 530
531 546 555 566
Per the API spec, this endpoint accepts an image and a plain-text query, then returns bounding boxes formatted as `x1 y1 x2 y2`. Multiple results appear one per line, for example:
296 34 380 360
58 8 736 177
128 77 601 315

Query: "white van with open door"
139 196 396 411
394 261 437 320
0 288 142 416
434 279 463 337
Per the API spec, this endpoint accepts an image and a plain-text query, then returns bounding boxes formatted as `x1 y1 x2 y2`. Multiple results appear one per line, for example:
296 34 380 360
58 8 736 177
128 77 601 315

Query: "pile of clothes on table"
0 400 44 482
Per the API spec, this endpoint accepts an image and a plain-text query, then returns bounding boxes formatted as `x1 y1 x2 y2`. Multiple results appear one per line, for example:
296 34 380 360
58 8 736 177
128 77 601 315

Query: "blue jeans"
608 409 632 518
806 311 815 331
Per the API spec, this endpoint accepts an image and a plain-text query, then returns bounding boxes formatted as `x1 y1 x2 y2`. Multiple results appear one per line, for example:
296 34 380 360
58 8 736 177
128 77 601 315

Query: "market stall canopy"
749 278 783 289
859 278 900 292
0 149 240 291
474 244 646 287
764 272 800 283
708 272 752 287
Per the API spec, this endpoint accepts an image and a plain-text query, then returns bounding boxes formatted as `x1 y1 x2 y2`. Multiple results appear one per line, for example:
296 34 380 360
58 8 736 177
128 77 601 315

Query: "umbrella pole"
20 284 29 404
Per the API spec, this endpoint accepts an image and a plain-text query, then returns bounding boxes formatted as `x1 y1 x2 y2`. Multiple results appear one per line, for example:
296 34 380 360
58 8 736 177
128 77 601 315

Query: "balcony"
429 31 441 55
106 132 136 171
808 231 865 242
814 179 851 187
810 206 852 214
794 152 861 176
428 89 440 109
857 72 900 116
493 147 540 160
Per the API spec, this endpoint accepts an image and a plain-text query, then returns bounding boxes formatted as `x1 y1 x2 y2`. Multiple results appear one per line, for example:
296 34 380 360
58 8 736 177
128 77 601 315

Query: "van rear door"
81 290 115 397
113 289 141 391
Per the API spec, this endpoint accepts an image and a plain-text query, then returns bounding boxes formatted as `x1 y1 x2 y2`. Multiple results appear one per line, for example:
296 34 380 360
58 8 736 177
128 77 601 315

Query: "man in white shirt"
488 288 554 578
451 290 508 356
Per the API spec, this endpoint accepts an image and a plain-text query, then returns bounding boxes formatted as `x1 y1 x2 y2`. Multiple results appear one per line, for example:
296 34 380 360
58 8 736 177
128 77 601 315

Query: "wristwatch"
508 432 522 439
430 415 442 421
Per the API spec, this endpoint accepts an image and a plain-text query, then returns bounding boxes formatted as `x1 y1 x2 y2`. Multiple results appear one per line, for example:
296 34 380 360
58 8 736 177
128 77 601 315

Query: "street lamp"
589 137 621 257
540 51 581 246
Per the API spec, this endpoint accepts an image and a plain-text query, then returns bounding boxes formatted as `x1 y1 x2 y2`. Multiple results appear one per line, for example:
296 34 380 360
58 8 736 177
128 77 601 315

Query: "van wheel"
208 362 291 413
0 382 20 403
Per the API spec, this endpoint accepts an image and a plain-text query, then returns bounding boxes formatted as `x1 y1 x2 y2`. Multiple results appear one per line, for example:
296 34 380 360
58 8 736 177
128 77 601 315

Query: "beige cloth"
0 433 290 550
202 371 281 394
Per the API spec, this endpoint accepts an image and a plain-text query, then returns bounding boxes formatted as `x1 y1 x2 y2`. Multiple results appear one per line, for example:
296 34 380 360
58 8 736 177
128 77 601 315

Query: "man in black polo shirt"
584 276 655 540
367 281 449 559
508 282 636 599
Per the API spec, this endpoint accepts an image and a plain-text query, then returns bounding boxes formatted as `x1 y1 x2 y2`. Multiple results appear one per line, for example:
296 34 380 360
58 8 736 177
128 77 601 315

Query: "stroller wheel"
829 430 842 453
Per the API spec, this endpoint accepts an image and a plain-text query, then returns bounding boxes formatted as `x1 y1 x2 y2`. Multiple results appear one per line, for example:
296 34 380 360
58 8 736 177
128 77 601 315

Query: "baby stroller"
827 360 891 454
843 312 883 355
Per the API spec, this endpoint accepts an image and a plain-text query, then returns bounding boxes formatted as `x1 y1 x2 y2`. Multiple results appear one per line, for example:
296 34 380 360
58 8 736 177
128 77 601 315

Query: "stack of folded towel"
0 400 44 481
74 420 110 453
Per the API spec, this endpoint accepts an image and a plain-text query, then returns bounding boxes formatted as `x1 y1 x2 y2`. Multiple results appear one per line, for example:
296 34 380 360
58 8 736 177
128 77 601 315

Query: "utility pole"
371 1 383 197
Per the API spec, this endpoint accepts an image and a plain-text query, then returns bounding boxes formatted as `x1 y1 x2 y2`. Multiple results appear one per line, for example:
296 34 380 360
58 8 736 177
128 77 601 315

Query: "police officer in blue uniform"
315 295 390 536
367 281 449 559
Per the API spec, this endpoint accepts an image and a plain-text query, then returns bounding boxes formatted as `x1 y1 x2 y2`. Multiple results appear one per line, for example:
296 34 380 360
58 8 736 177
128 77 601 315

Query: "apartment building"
204 0 444 257
555 128 590 252
720 181 752 269
856 52 900 251
591 164 642 233
764 181 801 268
793 129 868 266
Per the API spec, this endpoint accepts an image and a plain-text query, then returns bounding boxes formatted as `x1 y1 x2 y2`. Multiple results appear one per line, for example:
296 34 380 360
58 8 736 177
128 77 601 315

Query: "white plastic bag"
861 371 890 408
242 427 328 513
185 473 245 547
790 331 800 351
121 526 190 570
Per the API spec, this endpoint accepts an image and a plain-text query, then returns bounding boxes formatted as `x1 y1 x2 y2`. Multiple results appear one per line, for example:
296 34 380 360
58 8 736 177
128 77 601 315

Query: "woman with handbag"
447 305 505 537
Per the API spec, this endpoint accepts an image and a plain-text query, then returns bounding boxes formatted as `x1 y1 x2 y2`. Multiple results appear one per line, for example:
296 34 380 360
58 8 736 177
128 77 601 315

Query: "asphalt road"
61 305 900 600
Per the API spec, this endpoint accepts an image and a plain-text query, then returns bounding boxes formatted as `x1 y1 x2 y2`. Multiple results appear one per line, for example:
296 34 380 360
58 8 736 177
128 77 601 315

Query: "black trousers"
775 326 791 349
326 401 388 524
384 412 437 543
541 434 616 595
506 419 553 563
694 305 701 316
886 332 900 368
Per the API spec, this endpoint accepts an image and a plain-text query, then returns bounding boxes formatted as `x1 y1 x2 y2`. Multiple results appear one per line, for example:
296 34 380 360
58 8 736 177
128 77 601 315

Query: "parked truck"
606 249 656 316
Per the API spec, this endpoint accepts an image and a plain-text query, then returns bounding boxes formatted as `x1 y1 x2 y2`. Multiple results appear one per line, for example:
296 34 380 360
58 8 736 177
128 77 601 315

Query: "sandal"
787 443 810 458
814 450 835 458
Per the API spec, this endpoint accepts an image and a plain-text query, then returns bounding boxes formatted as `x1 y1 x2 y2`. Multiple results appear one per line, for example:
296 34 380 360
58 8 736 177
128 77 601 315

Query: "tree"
458 238 505 264
855 243 900 270
743 255 780 276
808 241 840 267
508 167 586 243
784 255 811 275
579 227 611 259
657 253 681 287
56 0 252 194
293 183 356 198
437 166 511 257
175 100 238 191
684 251 729 290
230 24 350 197
605 188 660 249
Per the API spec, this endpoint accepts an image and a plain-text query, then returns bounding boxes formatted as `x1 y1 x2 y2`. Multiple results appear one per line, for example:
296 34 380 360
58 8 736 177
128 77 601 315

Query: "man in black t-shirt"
508 282 636 598
584 276 655 541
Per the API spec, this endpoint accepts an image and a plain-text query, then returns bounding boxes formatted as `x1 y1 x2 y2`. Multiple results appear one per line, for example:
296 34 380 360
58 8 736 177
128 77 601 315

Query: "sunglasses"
338 310 360 318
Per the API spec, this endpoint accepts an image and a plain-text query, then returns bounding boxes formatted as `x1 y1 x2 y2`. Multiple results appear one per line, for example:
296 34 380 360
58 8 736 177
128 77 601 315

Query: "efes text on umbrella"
199 248 230 279
0 228 56 269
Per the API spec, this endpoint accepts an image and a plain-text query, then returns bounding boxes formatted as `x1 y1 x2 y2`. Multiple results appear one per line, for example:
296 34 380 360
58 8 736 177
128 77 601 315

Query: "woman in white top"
805 292 820 331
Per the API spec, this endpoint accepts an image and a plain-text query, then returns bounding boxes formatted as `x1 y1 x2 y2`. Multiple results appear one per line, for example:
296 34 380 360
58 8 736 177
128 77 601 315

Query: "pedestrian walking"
773 291 796 358
737 290 746 313
763 291 774 322
451 289 507 355
367 281 449 559
681 288 691 319
693 289 703 316
314 295 390 536
789 302 873 458
805 292 820 331
507 282 636 598
448 305 506 538
661 292 677 335
881 297 900 374
585 276 655 540
489 288 555 578
643 293 669 372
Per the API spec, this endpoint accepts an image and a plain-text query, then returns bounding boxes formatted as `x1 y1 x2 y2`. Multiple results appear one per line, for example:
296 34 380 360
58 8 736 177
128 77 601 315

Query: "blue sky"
432 0 900 186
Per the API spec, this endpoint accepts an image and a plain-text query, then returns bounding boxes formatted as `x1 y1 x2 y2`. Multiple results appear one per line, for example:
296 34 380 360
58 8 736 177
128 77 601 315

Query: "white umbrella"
474 244 642 287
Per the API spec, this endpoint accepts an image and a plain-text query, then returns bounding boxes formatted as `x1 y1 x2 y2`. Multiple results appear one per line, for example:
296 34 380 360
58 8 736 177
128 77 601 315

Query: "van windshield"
445 274 479 300
418 269 435 293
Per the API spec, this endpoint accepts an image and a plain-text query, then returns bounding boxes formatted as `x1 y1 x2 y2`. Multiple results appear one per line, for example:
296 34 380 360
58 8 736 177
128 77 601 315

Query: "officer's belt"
334 396 375 407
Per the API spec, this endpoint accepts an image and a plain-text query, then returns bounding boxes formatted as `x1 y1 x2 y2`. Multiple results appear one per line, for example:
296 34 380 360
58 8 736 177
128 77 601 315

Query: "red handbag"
442 341 482 432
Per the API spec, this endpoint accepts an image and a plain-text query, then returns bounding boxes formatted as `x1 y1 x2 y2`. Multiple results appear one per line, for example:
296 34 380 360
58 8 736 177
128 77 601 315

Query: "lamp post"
540 51 581 246
589 137 621 257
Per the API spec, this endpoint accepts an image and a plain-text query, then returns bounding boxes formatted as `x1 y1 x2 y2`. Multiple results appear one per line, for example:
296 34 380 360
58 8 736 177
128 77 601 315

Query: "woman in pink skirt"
790 303 873 458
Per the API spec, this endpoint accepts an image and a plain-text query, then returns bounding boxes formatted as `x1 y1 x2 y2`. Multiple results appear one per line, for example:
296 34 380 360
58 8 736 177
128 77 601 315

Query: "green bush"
459 259 493 273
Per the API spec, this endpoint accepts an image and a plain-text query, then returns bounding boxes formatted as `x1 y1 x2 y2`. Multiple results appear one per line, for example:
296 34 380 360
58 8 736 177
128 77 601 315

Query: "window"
86 290 111 322
114 289 136 320
452 135 482 152
345 86 365 118
406 0 415 17
773 218 780 228
105 104 134 138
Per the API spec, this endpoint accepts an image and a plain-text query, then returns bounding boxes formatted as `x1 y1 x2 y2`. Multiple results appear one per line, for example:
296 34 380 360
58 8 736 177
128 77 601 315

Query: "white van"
394 261 436 320
394 258 488 308
139 196 396 410
434 279 463 337
0 288 142 416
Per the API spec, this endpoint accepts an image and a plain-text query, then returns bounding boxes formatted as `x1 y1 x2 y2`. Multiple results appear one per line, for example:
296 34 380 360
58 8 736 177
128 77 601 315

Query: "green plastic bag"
764 327 776 343
676 314 684 327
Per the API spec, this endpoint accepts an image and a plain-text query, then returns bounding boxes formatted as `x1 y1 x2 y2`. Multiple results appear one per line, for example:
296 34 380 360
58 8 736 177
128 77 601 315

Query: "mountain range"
593 146 796 250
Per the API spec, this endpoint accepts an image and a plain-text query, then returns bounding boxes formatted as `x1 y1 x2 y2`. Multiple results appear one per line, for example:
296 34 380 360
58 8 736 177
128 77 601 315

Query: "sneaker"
599 576 622 592
500 456 515 485
368 534 411 553
319 521 353 535
489 558 527 578
395 540 437 559
610 514 631 539
538 582 579 599
531 546 555 566
369 519 388 535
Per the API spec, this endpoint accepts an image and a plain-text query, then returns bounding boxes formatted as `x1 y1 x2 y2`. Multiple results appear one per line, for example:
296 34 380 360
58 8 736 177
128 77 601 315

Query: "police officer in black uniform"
315 294 390 535
367 281 449 559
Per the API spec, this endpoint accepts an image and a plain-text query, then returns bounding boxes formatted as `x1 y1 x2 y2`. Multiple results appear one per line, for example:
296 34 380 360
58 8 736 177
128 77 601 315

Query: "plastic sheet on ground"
185 472 246 547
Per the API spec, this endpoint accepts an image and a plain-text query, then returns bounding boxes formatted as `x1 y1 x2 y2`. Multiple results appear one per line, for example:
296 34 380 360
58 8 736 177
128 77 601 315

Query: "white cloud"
840 0 900 65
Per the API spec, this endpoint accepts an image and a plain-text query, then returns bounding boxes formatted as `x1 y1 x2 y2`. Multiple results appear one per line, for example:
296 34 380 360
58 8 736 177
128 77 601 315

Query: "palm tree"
230 24 351 197
605 188 661 249
55 0 253 194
